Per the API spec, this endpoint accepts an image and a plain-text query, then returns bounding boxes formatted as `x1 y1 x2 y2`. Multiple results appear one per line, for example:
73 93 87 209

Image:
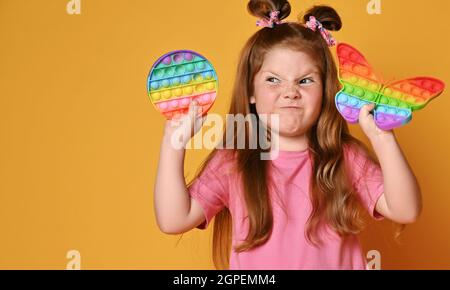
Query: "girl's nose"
283 85 301 99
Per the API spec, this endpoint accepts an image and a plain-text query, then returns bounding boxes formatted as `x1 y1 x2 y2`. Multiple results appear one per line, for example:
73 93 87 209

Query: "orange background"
0 0 449 269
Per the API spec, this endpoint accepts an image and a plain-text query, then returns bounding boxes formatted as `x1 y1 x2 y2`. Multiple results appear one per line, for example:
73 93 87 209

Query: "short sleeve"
344 144 385 220
187 149 233 229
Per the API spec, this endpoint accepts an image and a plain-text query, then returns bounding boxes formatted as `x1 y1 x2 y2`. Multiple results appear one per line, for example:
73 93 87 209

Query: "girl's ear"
250 96 256 104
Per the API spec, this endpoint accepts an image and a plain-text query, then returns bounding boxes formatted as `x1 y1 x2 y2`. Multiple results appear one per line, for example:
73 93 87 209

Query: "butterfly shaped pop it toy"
335 43 445 130
147 50 218 119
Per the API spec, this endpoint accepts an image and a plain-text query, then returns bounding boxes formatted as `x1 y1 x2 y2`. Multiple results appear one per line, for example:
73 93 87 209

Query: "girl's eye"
266 77 280 83
299 78 314 84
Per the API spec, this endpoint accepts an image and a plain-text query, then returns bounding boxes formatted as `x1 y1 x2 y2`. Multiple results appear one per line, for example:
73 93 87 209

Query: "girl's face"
251 47 323 138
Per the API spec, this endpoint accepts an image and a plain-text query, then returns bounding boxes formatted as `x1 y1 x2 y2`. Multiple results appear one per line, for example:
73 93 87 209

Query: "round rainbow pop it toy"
147 50 218 120
335 43 445 130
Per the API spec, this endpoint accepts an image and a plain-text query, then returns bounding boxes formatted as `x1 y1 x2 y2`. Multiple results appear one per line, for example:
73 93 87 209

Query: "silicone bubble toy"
335 43 445 130
147 50 218 119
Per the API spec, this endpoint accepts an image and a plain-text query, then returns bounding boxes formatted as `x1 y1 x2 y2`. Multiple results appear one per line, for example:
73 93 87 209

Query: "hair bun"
302 5 342 31
247 0 291 21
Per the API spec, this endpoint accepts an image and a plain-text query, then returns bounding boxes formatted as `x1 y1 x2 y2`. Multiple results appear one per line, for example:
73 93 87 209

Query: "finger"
166 118 175 127
194 104 203 119
188 100 199 121
359 103 375 121
196 115 208 126
361 103 375 114
194 115 207 130
171 119 181 128
173 112 183 120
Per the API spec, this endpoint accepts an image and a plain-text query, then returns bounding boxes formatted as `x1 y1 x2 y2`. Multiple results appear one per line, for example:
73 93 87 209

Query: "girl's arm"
359 104 422 224
154 101 207 234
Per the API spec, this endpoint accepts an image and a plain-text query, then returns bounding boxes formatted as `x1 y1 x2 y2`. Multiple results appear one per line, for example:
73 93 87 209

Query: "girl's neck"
276 134 309 152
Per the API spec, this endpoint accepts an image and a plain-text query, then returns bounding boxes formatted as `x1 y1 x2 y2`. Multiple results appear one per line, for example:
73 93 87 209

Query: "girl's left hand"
358 103 394 142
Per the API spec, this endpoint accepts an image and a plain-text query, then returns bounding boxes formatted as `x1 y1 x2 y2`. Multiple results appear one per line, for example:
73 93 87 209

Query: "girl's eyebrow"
262 71 282 78
262 70 320 78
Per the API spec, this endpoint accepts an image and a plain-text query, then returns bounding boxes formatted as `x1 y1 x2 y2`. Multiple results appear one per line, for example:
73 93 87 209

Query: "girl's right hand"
163 100 207 149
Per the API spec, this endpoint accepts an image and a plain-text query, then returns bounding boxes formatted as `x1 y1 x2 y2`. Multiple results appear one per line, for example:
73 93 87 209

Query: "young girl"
154 0 422 270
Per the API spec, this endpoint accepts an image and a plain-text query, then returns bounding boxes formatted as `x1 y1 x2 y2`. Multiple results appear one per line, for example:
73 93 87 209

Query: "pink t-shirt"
187 144 384 270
